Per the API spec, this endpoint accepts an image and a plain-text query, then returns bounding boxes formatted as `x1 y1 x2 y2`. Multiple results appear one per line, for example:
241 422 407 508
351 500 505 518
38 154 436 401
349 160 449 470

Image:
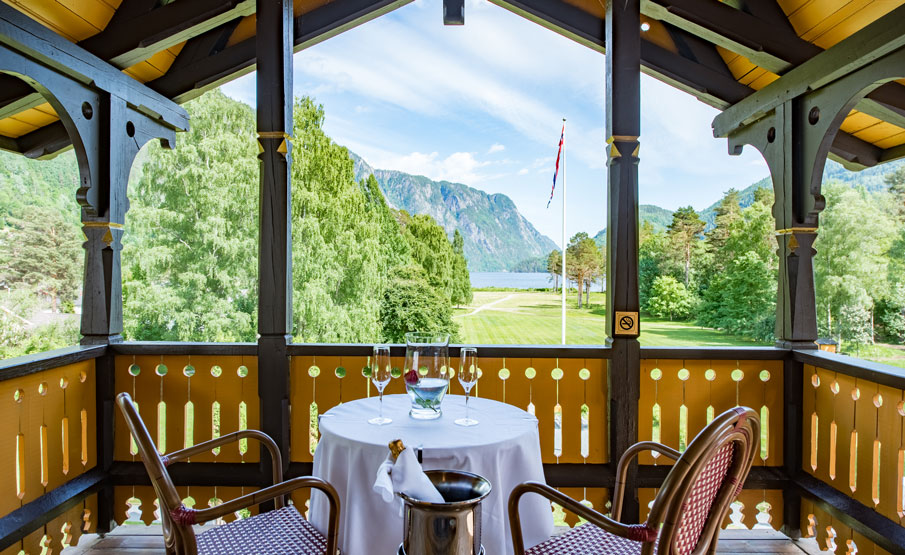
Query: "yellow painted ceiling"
2 0 905 152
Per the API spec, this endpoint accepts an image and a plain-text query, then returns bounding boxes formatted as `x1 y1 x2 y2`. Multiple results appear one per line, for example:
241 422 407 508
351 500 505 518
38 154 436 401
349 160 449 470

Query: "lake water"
470 272 604 291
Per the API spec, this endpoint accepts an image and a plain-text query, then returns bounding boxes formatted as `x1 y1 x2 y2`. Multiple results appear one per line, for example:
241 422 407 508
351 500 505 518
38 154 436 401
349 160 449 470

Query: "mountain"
595 158 905 240
351 153 559 272
593 204 674 247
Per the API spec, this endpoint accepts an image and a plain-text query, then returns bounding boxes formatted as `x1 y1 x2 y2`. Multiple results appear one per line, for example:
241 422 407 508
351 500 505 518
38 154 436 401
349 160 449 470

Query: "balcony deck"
62 525 823 555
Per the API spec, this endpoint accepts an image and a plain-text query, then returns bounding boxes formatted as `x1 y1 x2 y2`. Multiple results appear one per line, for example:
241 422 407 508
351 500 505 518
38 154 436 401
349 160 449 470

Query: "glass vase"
403 332 450 420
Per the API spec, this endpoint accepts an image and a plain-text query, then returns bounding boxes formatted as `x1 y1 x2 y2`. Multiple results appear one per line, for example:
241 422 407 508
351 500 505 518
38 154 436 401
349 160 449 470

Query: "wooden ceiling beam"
0 0 252 120
79 0 256 69
14 0 412 156
714 4 905 137
645 0 905 135
148 0 413 104
0 3 187 129
494 0 885 168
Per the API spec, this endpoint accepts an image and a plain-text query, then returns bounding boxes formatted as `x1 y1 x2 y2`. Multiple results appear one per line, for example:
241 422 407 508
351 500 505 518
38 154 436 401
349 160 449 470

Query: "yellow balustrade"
802 364 905 530
112 355 260 526
0 360 98 554
800 498 895 555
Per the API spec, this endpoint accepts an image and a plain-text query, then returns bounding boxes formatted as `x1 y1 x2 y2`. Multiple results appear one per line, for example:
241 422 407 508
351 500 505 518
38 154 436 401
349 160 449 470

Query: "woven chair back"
647 406 759 555
117 392 198 554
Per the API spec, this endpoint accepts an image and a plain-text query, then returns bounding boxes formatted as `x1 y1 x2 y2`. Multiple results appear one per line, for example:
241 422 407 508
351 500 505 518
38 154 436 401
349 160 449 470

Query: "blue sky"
220 0 770 243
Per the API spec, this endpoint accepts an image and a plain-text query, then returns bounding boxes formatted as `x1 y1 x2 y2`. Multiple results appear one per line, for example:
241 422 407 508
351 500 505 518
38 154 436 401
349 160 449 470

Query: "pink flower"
404 369 419 385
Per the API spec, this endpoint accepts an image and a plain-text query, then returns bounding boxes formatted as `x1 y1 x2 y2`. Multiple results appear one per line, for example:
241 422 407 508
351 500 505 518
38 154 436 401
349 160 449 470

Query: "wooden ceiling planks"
225 0 334 47
2 0 905 159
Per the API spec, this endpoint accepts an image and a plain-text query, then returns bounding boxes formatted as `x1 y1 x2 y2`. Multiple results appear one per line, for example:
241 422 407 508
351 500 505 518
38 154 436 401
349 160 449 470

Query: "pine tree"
667 206 706 287
1 206 81 312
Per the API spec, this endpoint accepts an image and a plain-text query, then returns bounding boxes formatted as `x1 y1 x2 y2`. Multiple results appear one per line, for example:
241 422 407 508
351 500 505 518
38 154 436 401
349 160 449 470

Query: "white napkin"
373 446 444 515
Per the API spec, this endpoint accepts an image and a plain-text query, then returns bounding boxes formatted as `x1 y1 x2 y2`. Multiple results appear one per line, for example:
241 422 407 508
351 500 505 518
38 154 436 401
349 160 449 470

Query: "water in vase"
406 377 448 419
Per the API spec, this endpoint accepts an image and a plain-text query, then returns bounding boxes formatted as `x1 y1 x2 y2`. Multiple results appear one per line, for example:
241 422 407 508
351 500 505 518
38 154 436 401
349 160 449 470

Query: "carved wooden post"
605 0 642 524
256 0 294 475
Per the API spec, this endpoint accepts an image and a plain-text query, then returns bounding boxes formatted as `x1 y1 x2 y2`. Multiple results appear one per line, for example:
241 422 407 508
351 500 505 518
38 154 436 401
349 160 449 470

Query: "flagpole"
561 118 566 345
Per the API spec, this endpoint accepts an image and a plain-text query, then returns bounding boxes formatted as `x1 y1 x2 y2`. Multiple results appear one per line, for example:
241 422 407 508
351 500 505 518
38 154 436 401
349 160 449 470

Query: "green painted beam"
713 4 905 137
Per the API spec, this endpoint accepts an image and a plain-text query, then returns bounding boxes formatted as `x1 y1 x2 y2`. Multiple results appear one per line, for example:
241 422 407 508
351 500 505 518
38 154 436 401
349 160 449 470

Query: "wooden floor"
62 525 826 554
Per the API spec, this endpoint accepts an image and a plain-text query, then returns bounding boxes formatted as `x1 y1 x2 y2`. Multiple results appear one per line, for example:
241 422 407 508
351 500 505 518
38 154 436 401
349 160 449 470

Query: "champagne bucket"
397 470 491 555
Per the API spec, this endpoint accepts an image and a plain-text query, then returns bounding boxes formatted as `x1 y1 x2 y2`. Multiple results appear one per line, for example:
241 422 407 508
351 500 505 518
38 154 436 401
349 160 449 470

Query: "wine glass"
369 345 392 425
455 347 479 426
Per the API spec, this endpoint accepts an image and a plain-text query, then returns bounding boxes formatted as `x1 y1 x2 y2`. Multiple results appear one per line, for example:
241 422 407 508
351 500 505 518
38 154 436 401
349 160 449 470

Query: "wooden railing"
0 346 103 555
794 350 905 554
1 343 904 553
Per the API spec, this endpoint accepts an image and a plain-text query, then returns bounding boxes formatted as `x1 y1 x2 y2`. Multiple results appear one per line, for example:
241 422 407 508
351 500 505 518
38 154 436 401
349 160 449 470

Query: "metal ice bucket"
397 470 491 555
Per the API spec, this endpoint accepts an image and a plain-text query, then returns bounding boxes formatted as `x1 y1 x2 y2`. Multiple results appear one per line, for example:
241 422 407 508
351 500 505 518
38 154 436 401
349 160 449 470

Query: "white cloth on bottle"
373 444 444 515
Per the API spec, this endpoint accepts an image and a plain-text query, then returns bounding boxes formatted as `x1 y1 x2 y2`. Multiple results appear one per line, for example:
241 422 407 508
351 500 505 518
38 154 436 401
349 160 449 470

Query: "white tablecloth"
308 394 553 555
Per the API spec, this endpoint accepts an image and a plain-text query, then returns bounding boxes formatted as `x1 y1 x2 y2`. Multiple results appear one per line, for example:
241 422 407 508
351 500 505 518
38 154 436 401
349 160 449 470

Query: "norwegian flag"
547 123 564 208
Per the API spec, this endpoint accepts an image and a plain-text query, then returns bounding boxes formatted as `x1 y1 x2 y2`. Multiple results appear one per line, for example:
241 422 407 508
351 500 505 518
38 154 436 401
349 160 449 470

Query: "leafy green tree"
123 90 259 341
885 166 905 218
379 265 459 342
647 275 693 320
450 230 472 306
565 232 603 308
396 210 469 305
815 184 896 340
698 199 776 341
667 206 706 287
546 249 561 291
0 206 81 312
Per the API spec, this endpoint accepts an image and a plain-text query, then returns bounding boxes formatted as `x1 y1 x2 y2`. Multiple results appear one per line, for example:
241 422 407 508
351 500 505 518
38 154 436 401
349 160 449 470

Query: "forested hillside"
0 91 470 355
352 154 557 271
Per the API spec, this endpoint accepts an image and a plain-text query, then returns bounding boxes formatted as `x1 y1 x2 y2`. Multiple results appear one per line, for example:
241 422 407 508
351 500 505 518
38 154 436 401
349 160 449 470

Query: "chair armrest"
163 430 283 498
612 441 681 521
508 481 657 555
193 477 341 555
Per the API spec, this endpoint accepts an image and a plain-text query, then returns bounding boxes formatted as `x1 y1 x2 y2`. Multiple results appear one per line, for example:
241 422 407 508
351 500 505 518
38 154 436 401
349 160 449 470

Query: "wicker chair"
509 406 759 555
116 392 340 555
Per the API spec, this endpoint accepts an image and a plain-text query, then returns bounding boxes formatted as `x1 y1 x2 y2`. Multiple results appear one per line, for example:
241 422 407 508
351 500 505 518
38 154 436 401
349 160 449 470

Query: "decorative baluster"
850 383 860 494
705 364 715 424
184 362 195 450
898 395 904 520
156 362 168 454
309 361 320 456
678 365 689 453
211 365 222 456
811 370 820 472
238 363 249 456
552 364 563 460
579 368 590 461
872 390 883 507
525 366 536 416
650 367 662 456
830 378 839 480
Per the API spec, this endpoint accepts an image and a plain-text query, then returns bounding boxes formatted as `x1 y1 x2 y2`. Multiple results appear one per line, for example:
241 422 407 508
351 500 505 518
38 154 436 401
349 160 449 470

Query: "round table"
308 394 553 555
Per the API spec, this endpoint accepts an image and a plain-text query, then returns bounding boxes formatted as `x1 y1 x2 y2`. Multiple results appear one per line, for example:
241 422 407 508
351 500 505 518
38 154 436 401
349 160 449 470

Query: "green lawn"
455 291 767 346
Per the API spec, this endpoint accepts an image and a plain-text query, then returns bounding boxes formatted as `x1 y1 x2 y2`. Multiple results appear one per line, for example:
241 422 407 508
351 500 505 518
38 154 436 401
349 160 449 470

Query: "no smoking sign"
614 311 639 336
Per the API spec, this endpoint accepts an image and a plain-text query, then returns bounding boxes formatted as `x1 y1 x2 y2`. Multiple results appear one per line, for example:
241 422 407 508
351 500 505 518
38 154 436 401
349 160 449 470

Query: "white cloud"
517 168 529 175
371 150 491 184
488 143 505 154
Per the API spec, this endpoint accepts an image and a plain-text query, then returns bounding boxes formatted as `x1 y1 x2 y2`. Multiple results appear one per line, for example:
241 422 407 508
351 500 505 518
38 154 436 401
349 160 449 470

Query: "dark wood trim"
78 0 255 69
640 346 788 360
109 461 271 487
792 349 905 390
781 355 803 538
638 465 787 489
0 468 106 551
713 5 905 137
794 473 905 555
0 3 188 131
110 342 258 356
288 343 614 359
0 345 106 381
111 461 785 490
147 0 412 104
